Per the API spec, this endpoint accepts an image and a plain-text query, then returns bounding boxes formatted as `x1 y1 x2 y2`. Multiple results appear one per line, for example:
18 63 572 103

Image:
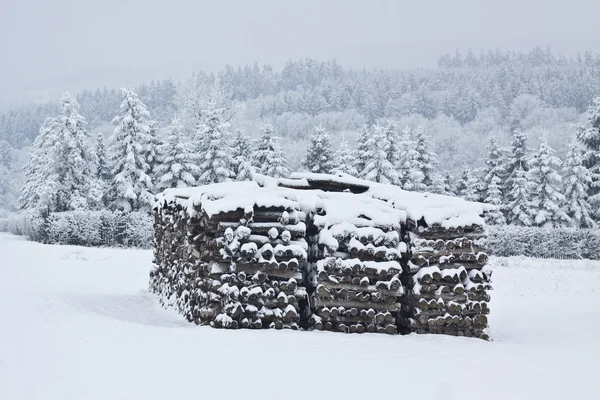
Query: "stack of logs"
150 200 309 330
403 223 492 339
305 198 411 335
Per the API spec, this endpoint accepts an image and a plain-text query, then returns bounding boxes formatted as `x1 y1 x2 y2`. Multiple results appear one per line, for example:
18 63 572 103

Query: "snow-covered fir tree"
334 138 358 176
578 96 600 218
145 120 162 180
20 117 60 213
456 167 480 201
254 124 289 178
506 168 534 226
196 101 234 184
107 88 154 212
562 140 596 228
354 125 371 174
39 93 100 211
527 137 570 227
504 129 529 203
231 130 255 181
413 125 437 189
303 125 336 174
483 136 507 224
397 126 425 191
359 124 399 185
155 118 199 189
96 133 109 181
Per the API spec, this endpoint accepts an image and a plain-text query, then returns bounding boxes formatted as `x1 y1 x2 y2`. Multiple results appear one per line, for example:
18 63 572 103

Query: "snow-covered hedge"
486 225 600 260
0 210 153 248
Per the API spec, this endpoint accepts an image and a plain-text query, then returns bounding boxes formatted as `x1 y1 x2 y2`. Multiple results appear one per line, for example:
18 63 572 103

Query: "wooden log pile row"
150 197 309 330
303 195 412 334
402 224 492 339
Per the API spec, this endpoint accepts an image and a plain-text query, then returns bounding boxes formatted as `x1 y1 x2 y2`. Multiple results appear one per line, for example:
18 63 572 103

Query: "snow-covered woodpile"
150 181 308 329
151 173 495 339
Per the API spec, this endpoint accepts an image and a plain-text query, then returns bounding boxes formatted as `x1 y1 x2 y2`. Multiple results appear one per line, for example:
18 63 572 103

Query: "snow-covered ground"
1 233 599 400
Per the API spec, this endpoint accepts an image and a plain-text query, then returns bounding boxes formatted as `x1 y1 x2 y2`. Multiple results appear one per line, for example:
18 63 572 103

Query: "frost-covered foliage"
578 96 600 218
504 129 529 195
483 137 507 224
155 118 199 190
456 167 479 201
303 125 336 174
254 124 289 178
145 120 162 180
359 124 399 185
96 133 109 181
527 138 570 227
334 138 357 176
397 126 425 191
107 88 154 212
506 168 534 226
196 101 234 184
231 130 255 181
486 225 600 260
562 141 596 228
354 125 371 174
413 125 437 189
20 93 100 213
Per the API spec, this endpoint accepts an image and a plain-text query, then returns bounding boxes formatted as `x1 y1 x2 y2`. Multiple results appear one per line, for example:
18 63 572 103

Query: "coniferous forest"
2 47 600 248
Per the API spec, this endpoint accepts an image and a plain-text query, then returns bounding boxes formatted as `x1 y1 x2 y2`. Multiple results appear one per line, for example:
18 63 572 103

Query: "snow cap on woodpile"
154 180 301 217
284 172 495 229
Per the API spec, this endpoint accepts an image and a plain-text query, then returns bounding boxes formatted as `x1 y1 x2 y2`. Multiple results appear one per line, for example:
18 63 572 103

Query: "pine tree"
483 136 507 224
578 96 600 218
397 126 425 191
231 130 255 181
354 125 371 175
562 140 596 228
506 168 534 226
413 125 438 189
197 101 234 184
145 120 162 180
155 118 199 190
359 124 399 185
253 124 289 178
96 133 109 181
303 125 336 174
527 138 570 227
107 88 154 212
504 129 529 197
20 117 60 213
456 167 480 201
335 138 358 176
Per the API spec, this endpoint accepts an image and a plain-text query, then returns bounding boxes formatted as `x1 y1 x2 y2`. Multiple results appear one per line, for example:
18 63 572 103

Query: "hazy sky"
1 0 600 105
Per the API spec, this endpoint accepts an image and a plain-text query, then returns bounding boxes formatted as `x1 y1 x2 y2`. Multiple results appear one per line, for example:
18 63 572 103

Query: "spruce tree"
506 168 534 226
504 129 529 201
578 96 600 218
96 133 109 181
107 88 154 212
527 138 570 227
197 101 234 184
397 126 425 191
456 167 480 201
20 117 60 213
155 118 199 190
354 125 371 175
303 125 336 174
359 124 400 185
483 136 507 223
562 140 596 228
145 120 162 180
231 130 255 181
413 125 437 189
335 138 358 176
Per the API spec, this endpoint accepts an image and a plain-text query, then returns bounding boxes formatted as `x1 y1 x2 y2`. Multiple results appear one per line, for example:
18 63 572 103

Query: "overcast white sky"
1 0 600 105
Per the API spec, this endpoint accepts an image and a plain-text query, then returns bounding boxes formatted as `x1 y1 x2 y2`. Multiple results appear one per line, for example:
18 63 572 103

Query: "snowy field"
1 233 599 400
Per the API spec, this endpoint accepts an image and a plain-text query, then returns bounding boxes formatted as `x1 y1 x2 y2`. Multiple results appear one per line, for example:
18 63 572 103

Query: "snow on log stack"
150 173 495 339
150 181 309 330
